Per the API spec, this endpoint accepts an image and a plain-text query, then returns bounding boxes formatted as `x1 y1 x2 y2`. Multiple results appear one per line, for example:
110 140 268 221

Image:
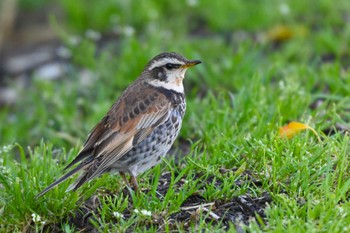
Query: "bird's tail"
65 160 107 192
35 162 87 198
65 172 89 192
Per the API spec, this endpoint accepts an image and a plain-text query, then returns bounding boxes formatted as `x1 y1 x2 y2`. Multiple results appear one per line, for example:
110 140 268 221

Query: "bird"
36 52 201 197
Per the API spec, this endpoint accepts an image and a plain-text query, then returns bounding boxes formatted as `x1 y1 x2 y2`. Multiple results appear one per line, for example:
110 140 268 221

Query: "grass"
1 0 350 232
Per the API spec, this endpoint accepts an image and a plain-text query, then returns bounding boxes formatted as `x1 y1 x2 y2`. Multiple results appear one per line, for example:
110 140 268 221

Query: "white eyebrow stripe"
148 58 184 70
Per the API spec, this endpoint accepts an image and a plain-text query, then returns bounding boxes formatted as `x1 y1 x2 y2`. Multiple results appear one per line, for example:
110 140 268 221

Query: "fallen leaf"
265 24 308 43
279 121 321 142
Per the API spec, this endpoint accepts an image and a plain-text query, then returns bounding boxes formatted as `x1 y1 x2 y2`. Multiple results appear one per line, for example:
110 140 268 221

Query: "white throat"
148 79 184 93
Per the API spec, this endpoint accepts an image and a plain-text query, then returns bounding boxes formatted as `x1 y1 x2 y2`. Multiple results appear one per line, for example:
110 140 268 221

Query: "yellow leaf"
279 121 321 142
267 25 294 42
266 24 308 43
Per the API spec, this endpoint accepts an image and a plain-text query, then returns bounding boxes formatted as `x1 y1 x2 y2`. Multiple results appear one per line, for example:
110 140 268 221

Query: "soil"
58 168 272 232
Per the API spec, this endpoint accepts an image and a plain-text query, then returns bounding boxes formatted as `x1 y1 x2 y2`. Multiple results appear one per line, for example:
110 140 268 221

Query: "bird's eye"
165 63 179 70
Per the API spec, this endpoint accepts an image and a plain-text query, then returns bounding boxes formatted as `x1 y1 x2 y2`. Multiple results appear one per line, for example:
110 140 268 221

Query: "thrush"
36 52 201 197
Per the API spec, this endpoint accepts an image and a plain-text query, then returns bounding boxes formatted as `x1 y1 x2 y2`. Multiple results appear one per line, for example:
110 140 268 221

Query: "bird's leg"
120 172 131 188
121 172 139 196
131 176 139 191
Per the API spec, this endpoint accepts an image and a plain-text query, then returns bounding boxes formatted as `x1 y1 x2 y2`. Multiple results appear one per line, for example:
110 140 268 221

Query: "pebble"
34 62 66 81
4 47 55 75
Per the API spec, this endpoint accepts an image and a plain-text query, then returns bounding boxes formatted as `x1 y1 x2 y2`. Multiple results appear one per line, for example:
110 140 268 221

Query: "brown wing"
66 82 172 180
64 115 109 170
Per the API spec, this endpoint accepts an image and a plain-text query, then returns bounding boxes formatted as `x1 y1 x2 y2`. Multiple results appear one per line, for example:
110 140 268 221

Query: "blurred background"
0 0 349 148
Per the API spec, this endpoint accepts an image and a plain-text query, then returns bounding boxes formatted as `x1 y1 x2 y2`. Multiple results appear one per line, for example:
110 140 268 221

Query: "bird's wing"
64 115 109 170
87 88 172 180
67 84 172 182
65 83 170 169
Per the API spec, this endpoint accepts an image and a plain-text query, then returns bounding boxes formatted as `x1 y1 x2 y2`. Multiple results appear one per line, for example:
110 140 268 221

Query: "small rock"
34 62 66 81
4 47 55 74
0 87 17 105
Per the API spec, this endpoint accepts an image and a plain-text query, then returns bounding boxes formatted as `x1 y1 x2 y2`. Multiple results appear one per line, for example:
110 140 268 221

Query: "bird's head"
143 52 201 93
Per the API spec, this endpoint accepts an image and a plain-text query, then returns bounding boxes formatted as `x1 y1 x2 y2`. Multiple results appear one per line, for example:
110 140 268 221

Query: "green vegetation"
1 0 350 232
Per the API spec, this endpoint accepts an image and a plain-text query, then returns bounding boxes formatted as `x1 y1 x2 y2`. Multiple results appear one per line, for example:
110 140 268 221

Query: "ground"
1 0 350 232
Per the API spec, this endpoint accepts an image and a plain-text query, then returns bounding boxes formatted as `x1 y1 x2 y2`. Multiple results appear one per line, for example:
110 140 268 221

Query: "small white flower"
31 213 41 223
123 26 135 37
0 166 10 175
244 134 251 141
67 35 81 46
85 29 101 41
112 25 135 37
278 80 285 89
15 177 21 184
0 145 13 154
186 0 198 7
141 209 152 216
134 209 140 214
113 211 124 219
279 3 290 15
56 46 72 59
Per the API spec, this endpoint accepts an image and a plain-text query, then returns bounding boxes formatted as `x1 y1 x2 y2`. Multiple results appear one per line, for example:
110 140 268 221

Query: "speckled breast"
116 100 186 176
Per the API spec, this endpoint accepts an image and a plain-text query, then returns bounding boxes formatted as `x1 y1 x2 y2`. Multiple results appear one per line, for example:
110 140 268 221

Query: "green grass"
1 0 350 232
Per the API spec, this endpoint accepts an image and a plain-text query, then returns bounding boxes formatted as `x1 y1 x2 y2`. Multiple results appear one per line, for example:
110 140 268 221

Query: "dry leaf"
279 121 321 142
266 24 308 43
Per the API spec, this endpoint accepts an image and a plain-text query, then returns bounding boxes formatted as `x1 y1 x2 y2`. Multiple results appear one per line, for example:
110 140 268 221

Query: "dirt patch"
62 168 272 232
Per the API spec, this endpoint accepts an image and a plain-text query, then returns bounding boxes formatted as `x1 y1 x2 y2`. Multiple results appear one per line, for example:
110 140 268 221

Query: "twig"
180 202 215 211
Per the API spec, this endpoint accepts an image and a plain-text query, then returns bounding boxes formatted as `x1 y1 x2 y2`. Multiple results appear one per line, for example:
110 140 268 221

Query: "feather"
35 162 88 198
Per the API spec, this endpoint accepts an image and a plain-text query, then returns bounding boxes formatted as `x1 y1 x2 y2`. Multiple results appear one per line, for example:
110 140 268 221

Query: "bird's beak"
182 60 202 68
